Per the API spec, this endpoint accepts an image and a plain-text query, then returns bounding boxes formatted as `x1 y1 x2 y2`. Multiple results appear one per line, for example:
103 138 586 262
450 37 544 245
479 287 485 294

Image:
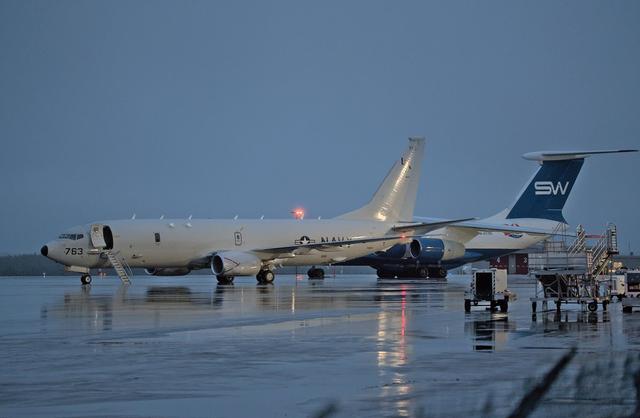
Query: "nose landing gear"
80 274 92 285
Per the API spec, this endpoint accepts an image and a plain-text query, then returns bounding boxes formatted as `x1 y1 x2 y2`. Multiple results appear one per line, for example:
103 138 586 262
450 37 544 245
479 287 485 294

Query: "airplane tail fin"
337 137 425 223
488 149 637 224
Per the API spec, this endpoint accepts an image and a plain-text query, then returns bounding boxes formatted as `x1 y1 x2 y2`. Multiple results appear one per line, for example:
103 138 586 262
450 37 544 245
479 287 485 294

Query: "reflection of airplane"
342 149 637 278
50 281 374 325
42 138 469 285
464 315 516 351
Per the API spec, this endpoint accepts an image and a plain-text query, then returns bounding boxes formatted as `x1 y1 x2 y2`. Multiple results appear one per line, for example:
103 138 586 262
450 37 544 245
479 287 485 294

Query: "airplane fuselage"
341 218 560 274
43 218 406 272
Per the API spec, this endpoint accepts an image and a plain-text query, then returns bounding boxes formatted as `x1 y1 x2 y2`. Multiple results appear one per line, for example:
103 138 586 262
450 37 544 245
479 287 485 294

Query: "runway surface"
1 274 639 417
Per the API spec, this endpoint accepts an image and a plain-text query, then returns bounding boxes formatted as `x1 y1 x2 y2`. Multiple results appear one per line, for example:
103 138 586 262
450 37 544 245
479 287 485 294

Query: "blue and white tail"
487 149 637 225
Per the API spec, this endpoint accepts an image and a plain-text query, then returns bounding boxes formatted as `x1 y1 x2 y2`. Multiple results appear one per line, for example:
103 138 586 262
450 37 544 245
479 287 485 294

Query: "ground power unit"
464 269 512 312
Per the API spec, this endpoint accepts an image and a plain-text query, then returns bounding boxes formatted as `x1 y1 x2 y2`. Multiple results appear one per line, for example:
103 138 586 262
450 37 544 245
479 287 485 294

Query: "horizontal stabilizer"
522 149 638 162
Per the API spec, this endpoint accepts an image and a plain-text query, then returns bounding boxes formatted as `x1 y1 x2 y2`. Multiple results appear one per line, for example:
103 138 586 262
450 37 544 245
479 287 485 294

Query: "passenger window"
154 233 161 243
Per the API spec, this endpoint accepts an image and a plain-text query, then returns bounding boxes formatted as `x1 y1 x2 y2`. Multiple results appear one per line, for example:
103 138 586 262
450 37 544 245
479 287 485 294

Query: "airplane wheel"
257 270 275 284
307 268 325 279
80 274 92 285
377 270 395 279
217 275 234 284
428 268 447 278
588 301 598 312
417 267 428 278
499 300 509 313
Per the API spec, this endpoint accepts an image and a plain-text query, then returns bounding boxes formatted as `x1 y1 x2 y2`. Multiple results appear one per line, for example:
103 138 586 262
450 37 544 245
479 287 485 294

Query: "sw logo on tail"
534 181 570 196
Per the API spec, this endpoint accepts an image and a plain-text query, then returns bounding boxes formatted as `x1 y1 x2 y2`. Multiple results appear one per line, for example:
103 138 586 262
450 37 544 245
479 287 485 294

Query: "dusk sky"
1 1 638 254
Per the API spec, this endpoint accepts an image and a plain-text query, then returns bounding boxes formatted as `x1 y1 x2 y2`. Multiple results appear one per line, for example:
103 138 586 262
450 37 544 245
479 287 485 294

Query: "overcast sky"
0 1 638 254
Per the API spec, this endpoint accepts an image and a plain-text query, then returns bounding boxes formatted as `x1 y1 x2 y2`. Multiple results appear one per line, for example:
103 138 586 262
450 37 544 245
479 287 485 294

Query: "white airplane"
342 149 638 278
41 137 473 284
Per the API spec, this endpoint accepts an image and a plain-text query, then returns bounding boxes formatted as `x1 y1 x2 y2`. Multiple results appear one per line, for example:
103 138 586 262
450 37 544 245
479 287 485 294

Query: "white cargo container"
622 271 640 313
464 268 513 312
608 274 626 300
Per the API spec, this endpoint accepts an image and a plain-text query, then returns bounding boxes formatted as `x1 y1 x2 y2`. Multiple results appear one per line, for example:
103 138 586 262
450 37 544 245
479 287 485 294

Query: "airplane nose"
41 245 48 257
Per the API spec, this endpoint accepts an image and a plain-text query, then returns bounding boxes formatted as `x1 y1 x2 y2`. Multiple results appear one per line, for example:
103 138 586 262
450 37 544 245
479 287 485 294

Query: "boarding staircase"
528 223 618 275
528 223 586 271
586 223 619 278
104 250 132 284
529 223 620 304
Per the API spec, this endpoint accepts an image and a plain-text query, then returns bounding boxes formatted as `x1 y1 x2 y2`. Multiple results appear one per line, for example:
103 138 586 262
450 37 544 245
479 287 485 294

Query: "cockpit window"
58 233 84 240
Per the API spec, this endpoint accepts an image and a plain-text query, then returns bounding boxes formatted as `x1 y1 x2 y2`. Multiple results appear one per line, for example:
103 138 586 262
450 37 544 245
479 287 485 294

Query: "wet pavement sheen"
0 274 639 417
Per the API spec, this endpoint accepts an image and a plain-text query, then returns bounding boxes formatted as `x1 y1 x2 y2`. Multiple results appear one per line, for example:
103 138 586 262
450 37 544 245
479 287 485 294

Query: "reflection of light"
401 287 407 337
292 208 305 220
291 287 295 313
376 286 412 417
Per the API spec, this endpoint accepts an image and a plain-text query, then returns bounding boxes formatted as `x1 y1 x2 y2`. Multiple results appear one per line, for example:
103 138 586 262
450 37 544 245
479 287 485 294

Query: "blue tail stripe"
506 159 584 222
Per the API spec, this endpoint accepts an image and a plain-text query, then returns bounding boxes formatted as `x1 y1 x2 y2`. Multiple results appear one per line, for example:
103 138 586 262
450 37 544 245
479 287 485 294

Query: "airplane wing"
411 216 572 245
252 235 410 257
446 221 555 236
413 216 559 236
254 219 477 258
391 218 475 234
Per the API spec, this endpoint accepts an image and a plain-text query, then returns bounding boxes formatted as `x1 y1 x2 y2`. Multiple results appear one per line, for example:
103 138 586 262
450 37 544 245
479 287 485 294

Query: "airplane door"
90 224 107 249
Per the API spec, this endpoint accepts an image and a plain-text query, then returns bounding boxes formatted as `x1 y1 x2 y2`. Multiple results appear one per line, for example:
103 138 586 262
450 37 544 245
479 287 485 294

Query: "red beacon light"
292 208 305 220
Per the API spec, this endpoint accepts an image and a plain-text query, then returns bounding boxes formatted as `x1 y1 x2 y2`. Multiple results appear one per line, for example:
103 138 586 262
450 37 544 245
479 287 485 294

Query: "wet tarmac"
1 274 639 418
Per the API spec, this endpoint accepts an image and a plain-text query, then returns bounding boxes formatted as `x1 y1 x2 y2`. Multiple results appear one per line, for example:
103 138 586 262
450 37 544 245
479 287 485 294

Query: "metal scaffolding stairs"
586 223 619 278
104 250 132 284
530 223 619 312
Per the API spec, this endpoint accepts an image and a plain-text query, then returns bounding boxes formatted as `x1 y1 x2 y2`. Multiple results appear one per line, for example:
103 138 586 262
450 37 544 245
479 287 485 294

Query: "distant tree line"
0 254 66 276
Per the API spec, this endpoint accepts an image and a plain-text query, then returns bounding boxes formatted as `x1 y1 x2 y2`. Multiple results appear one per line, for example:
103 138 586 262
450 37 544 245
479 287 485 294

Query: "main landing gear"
307 266 325 279
216 275 234 284
256 270 275 284
428 267 448 279
80 274 92 285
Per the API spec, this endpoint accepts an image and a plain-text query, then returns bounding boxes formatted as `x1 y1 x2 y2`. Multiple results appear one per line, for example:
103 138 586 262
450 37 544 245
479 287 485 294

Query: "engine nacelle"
145 267 192 276
382 243 410 259
409 238 466 262
211 251 262 276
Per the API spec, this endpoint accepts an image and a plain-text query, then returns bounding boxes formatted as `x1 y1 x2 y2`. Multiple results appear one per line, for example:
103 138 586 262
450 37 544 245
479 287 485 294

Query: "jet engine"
211 251 262 276
145 267 192 276
379 243 411 258
409 238 465 262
